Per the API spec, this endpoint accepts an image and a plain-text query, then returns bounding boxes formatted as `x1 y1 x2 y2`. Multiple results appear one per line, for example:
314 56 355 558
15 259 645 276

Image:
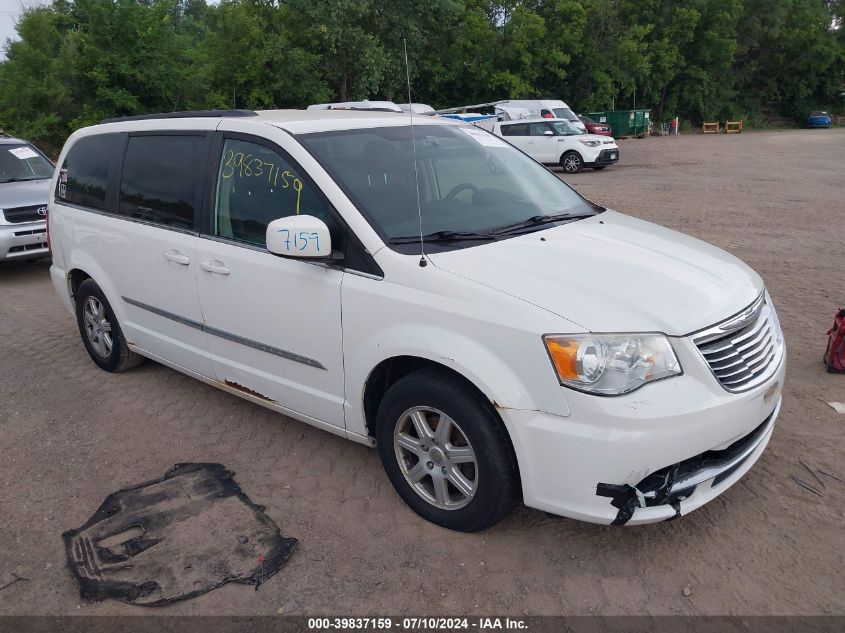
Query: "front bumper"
499 339 785 525
586 147 619 166
0 221 49 261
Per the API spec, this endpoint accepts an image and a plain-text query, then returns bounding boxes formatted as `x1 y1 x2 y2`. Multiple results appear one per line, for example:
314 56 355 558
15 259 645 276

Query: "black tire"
560 151 583 174
375 367 518 532
592 165 607 170
75 278 144 372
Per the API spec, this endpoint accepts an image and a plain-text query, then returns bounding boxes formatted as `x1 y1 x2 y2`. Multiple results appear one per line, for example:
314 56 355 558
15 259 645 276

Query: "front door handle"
200 260 231 275
164 249 190 266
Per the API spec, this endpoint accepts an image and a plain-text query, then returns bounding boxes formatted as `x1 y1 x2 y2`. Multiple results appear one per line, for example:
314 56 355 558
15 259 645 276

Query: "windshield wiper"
389 230 497 245
492 212 594 235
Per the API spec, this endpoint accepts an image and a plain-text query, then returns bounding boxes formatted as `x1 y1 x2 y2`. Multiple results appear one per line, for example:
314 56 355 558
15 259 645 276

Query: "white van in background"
497 100 587 132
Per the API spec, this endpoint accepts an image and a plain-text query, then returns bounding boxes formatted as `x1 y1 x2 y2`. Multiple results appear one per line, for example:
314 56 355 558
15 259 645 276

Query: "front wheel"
560 151 583 174
376 368 518 532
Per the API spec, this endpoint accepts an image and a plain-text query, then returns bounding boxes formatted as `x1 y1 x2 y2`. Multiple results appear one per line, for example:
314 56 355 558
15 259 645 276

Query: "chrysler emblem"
719 297 763 331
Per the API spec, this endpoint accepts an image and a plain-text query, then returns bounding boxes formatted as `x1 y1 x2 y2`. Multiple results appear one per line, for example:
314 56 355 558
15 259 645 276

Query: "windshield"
0 144 54 183
551 120 584 136
298 124 595 248
553 107 579 122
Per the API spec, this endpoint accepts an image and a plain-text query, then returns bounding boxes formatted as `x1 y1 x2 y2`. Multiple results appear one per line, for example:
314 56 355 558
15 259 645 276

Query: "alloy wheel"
83 296 113 358
393 406 478 510
562 153 582 173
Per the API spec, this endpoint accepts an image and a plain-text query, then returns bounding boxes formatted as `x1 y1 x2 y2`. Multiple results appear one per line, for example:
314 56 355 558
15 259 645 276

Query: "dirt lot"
1 129 843 617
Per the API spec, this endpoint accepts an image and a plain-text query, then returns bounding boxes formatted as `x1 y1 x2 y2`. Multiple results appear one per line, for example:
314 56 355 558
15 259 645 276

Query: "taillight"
46 210 51 253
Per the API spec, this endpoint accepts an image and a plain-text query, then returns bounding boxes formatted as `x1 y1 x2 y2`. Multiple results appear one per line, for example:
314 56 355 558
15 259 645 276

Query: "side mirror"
543 130 554 136
266 215 332 258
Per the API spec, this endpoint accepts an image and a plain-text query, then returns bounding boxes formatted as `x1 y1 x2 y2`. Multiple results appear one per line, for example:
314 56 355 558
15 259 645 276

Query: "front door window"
214 138 342 250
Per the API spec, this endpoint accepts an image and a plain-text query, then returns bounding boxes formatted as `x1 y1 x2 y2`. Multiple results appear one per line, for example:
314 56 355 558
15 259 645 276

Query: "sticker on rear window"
8 147 39 160
460 126 508 148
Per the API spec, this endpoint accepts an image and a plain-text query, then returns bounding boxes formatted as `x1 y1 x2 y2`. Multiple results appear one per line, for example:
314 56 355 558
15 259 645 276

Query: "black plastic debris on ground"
62 463 297 606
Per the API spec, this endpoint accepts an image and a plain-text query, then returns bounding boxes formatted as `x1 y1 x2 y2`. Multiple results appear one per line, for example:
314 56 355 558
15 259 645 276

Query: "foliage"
0 0 842 149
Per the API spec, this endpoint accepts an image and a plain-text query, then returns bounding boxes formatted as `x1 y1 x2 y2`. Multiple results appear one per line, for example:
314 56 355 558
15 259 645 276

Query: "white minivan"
48 109 785 531
497 99 587 132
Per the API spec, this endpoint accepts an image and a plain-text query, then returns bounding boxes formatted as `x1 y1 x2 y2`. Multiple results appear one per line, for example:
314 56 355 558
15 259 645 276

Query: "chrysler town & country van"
48 109 785 531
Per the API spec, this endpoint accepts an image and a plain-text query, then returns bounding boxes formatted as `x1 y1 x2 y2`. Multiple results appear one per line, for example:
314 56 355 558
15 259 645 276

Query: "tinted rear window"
118 135 206 230
57 134 121 210
501 124 529 136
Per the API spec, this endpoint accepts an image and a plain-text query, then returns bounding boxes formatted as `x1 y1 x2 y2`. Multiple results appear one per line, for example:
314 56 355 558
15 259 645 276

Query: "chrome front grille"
693 293 784 393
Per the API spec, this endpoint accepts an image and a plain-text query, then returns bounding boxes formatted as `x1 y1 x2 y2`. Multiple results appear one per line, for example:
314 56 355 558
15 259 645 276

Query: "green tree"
0 6 73 151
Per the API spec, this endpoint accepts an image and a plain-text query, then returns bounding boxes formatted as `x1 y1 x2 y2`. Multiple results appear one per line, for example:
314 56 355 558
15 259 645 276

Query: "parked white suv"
0 135 54 261
481 118 619 173
49 109 784 531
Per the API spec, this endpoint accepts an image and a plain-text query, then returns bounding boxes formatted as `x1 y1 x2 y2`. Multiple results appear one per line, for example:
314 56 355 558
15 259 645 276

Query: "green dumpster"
586 109 650 137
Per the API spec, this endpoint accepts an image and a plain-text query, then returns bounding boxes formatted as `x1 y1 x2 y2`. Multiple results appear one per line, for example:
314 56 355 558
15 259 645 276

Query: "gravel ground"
0 129 843 616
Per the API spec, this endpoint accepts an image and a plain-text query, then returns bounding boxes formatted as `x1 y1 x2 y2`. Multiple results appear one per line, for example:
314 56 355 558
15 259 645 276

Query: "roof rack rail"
100 109 258 124
433 100 506 115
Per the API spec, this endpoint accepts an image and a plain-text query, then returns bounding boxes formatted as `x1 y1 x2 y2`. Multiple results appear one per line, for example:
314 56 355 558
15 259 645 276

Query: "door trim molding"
122 296 327 370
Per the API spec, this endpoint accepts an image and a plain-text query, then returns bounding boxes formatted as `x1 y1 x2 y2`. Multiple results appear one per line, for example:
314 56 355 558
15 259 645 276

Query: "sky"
0 0 49 58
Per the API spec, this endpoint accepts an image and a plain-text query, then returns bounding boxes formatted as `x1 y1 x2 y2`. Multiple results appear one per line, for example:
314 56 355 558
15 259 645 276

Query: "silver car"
0 134 54 262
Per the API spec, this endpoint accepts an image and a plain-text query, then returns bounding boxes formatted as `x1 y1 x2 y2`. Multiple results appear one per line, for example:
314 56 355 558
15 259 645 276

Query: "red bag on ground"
824 309 845 373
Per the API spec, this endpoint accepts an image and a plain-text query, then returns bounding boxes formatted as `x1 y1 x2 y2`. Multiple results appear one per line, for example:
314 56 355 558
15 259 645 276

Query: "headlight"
543 333 682 395
578 139 601 147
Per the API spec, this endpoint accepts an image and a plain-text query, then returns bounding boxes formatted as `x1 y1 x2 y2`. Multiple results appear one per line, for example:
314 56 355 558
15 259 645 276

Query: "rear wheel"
75 279 143 372
376 368 518 532
560 151 583 174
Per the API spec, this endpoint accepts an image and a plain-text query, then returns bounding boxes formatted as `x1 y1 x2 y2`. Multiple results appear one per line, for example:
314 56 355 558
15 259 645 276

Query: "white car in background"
480 118 619 173
496 99 587 132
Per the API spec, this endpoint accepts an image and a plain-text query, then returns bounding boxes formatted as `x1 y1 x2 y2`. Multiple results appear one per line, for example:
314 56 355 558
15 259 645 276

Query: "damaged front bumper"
596 398 779 525
498 347 785 526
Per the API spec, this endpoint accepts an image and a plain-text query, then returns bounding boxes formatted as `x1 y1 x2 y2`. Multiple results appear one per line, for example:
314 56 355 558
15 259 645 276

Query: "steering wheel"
444 183 478 200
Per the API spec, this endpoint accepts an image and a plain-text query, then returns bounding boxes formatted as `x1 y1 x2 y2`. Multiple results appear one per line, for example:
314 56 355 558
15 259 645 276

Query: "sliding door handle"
164 249 190 265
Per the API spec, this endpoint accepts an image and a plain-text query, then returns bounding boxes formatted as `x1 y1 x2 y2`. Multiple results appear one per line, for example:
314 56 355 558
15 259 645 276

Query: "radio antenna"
404 38 427 268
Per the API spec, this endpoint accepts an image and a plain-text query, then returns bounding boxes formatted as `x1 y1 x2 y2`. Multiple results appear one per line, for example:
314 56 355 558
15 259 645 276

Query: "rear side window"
57 134 121 211
118 135 206 230
501 124 529 137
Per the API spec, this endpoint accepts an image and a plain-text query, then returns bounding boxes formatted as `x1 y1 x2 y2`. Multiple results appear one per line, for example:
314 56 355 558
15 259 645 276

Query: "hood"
428 211 763 336
0 178 52 210
580 133 615 144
